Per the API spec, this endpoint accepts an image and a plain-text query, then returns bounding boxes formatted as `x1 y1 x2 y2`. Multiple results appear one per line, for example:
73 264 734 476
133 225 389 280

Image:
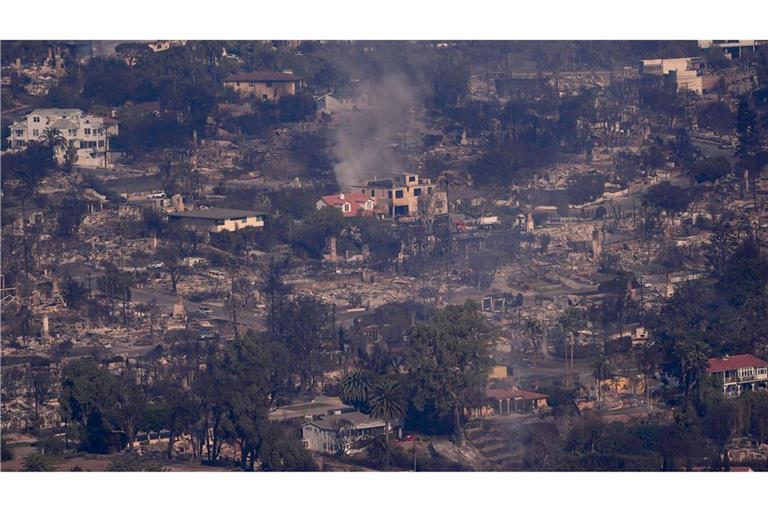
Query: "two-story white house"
6 108 119 168
706 354 768 397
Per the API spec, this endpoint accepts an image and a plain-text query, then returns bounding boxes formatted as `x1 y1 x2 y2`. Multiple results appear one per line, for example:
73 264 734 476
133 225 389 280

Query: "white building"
640 57 708 94
6 108 119 168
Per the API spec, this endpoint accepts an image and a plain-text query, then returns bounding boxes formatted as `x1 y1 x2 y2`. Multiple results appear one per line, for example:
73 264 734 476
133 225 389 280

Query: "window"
757 367 767 375
84 128 91 135
414 187 422 196
98 140 104 148
387 191 393 199
408 175 416 183
342 203 351 213
395 190 404 199
69 129 77 136
427 186 433 193
32 129 39 137
14 130 23 136
370 190 375 197
33 116 40 122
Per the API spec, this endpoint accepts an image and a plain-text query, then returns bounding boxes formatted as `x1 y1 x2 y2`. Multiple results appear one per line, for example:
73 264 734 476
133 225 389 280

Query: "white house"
6 108 119 168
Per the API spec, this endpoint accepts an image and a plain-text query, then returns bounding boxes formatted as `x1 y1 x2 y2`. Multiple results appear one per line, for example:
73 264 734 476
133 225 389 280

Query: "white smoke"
331 74 420 188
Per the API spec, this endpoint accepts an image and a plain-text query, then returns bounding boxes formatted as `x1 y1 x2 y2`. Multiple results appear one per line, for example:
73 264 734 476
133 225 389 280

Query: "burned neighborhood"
3 36 768 478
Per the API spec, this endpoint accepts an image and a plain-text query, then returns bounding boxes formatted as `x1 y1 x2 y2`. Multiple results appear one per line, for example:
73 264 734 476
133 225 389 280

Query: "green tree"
339 369 372 410
37 127 68 161
405 303 494 446
62 140 79 173
23 452 53 472
368 377 407 468
59 359 124 453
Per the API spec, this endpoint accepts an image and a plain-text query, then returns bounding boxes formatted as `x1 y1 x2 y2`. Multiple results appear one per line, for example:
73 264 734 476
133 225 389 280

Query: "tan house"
351 173 448 220
223 71 303 101
167 208 266 233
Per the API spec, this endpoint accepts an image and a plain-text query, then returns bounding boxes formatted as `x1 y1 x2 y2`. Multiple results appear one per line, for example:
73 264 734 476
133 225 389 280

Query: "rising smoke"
331 74 421 188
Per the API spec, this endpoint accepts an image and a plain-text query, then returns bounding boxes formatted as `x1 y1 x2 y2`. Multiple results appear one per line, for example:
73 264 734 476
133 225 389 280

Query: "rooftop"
168 208 267 221
224 71 301 83
309 410 386 431
707 354 768 373
30 108 83 118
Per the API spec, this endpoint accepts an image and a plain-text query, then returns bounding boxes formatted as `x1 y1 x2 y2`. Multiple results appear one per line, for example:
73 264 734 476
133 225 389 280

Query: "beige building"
6 108 119 167
351 173 448 220
168 208 266 233
223 71 303 101
640 57 712 94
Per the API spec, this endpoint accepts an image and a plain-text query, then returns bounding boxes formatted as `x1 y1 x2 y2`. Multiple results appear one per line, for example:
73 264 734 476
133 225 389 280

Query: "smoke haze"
331 74 421 187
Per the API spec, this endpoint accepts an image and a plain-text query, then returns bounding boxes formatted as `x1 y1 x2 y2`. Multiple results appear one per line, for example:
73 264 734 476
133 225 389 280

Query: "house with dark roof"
222 71 303 100
301 410 387 455
167 208 267 233
706 354 768 397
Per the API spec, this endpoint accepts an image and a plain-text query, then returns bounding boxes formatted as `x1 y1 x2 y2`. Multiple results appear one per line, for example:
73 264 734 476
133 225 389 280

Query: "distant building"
314 85 371 116
484 385 549 415
6 108 119 168
350 173 448 220
302 410 387 455
706 354 768 397
639 57 713 94
167 208 266 233
222 71 303 101
699 40 767 58
315 192 381 218
147 40 186 53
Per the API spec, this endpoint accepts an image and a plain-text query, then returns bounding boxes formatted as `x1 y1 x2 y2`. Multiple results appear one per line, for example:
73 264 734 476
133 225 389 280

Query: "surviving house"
315 86 371 116
483 384 549 415
315 192 380 218
706 354 768 397
639 57 721 95
350 173 448 220
167 208 267 233
302 410 387 455
222 71 303 100
6 108 119 167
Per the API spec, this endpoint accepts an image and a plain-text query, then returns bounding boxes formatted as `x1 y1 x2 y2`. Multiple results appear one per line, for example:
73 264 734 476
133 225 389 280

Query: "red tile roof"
224 71 301 83
318 193 378 218
706 354 768 373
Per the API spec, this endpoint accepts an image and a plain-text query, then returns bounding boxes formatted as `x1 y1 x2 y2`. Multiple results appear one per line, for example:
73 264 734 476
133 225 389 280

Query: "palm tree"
339 369 372 407
368 378 407 468
23 452 52 471
38 127 68 161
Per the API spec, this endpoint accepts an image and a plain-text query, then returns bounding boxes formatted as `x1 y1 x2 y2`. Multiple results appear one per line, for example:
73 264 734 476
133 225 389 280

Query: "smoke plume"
331 74 420 188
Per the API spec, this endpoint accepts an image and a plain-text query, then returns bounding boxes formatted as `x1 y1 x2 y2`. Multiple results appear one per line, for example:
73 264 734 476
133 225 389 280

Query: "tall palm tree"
38 127 68 160
339 369 371 407
369 378 407 468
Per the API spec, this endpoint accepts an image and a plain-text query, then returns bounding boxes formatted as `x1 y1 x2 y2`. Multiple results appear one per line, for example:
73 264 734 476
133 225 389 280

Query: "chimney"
328 236 338 263
42 315 50 341
592 228 602 260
